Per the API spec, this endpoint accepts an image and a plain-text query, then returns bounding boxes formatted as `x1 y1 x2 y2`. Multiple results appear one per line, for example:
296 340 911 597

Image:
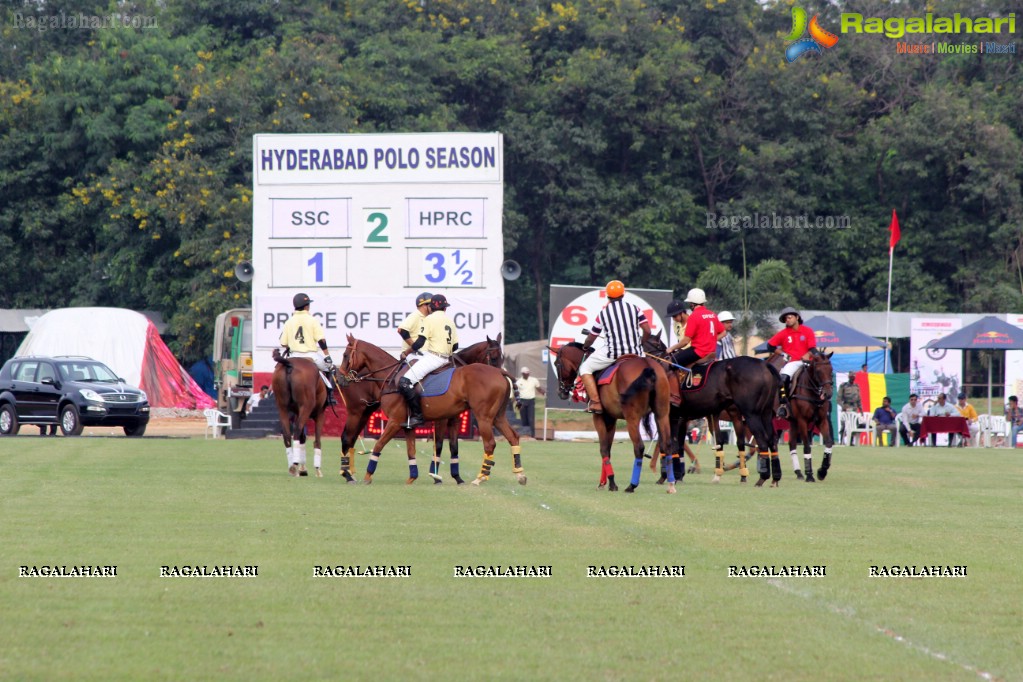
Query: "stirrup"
586 401 603 414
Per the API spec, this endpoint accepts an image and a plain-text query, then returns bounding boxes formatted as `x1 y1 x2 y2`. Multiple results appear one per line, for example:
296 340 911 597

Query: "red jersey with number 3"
769 325 817 360
683 305 720 356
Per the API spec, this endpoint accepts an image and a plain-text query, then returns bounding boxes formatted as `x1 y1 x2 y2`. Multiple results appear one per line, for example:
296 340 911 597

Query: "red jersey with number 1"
682 305 720 356
768 325 817 360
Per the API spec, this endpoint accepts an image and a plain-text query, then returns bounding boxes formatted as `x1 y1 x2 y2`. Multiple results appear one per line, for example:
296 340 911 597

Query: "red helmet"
605 280 625 298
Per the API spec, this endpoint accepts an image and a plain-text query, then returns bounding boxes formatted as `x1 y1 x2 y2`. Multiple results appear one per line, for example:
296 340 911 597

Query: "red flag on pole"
889 209 900 250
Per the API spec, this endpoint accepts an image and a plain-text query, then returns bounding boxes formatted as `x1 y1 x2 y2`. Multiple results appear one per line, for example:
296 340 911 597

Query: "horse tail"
500 369 521 406
621 367 657 406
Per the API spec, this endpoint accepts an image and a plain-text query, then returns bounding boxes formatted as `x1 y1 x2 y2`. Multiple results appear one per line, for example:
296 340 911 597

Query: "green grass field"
1 434 1020 681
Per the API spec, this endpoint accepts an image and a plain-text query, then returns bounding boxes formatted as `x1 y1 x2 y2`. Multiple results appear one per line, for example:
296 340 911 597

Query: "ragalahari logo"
785 6 840 62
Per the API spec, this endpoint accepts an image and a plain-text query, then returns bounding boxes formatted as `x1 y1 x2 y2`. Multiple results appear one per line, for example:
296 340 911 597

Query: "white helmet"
718 310 735 322
684 288 707 305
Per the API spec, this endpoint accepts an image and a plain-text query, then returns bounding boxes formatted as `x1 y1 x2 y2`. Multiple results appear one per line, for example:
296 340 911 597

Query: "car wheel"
123 423 147 437
0 404 19 436
60 404 84 436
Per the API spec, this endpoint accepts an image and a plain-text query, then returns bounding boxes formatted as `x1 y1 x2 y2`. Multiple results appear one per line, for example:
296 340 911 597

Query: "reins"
340 339 402 383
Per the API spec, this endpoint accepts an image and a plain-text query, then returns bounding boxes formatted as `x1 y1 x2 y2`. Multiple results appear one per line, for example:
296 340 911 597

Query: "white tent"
16 307 214 409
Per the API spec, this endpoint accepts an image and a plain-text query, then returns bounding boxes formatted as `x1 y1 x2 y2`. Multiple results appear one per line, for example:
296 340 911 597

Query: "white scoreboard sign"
251 132 505 373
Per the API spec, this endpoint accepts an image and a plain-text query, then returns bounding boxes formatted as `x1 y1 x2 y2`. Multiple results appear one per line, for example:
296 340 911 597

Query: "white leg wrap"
297 442 307 466
314 448 322 469
791 452 800 471
804 453 813 461
286 447 295 465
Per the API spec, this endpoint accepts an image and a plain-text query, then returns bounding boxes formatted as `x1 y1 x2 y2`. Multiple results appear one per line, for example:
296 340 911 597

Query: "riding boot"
323 371 337 407
777 376 791 418
398 377 425 428
580 373 602 414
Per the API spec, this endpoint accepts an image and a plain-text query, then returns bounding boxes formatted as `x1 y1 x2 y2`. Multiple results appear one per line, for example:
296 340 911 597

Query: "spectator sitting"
954 393 978 447
927 393 958 447
872 396 897 447
247 385 271 414
899 394 924 447
1005 395 1023 448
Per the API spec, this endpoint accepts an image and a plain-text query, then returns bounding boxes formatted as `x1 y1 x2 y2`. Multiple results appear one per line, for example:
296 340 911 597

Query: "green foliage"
0 0 1021 359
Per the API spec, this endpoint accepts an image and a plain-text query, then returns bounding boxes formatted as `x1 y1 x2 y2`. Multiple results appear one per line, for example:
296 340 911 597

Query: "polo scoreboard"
251 133 505 374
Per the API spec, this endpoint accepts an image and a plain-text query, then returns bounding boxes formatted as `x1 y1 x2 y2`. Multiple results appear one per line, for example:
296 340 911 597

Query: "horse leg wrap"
665 454 676 484
313 448 322 471
511 445 523 474
296 442 307 467
630 456 643 487
366 453 381 476
790 450 800 472
408 458 418 479
449 456 460 479
714 455 724 477
477 455 495 481
739 451 749 478
770 452 782 482
286 447 294 467
600 456 613 486
757 453 770 480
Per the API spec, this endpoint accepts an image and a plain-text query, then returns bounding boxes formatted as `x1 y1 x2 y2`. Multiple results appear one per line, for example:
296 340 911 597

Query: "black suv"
0 356 150 437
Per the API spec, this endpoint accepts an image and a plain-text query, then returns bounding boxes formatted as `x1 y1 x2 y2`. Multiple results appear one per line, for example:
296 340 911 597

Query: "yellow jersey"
397 310 427 351
420 311 458 356
279 310 326 353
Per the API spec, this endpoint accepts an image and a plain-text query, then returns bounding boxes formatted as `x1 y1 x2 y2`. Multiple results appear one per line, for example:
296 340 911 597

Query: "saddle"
392 358 457 397
678 357 716 392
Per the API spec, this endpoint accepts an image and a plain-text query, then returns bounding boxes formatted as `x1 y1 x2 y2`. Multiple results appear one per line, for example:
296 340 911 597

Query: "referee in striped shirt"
578 280 651 414
716 310 737 360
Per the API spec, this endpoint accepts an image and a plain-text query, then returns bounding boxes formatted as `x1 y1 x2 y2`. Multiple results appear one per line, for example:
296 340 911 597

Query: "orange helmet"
605 280 625 298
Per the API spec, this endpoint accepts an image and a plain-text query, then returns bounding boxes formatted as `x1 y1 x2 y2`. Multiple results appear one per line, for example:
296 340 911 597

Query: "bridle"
338 338 401 385
793 351 834 405
552 346 578 399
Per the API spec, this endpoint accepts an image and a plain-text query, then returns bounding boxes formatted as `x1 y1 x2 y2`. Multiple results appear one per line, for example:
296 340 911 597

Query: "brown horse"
272 353 327 477
340 336 524 486
550 343 673 493
431 334 508 483
335 334 508 485
769 350 836 482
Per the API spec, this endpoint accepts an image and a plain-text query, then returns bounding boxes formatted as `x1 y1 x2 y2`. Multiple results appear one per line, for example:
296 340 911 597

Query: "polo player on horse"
398 293 458 428
278 292 338 407
765 306 816 418
665 288 722 383
577 279 650 414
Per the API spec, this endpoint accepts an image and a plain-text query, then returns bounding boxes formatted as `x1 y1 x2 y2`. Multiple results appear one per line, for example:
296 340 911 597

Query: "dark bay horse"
272 352 327 477
640 335 783 486
550 343 673 493
340 336 524 486
335 334 508 485
643 334 763 484
768 350 836 481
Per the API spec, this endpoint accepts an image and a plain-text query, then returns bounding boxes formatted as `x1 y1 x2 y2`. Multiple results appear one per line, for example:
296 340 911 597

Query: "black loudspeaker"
500 260 521 281
235 261 254 282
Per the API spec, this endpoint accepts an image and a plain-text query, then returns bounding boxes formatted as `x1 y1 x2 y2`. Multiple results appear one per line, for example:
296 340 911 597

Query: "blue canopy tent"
924 315 1023 416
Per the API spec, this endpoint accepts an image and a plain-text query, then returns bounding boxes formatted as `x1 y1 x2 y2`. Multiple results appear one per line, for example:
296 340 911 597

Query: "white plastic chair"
987 415 1008 448
844 411 872 446
204 408 231 439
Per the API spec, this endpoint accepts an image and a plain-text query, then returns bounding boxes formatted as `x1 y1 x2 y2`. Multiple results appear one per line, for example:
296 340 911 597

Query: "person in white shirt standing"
515 367 545 438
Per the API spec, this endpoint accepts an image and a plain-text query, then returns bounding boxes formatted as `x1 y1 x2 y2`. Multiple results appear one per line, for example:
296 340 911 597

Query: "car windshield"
58 361 121 383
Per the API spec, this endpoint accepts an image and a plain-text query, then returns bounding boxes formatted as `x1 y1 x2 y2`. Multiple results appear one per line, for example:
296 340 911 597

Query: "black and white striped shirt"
717 333 737 360
590 299 647 358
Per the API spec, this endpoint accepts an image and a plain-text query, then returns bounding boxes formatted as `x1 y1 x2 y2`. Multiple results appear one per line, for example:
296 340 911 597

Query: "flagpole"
885 209 900 374
885 246 893 373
